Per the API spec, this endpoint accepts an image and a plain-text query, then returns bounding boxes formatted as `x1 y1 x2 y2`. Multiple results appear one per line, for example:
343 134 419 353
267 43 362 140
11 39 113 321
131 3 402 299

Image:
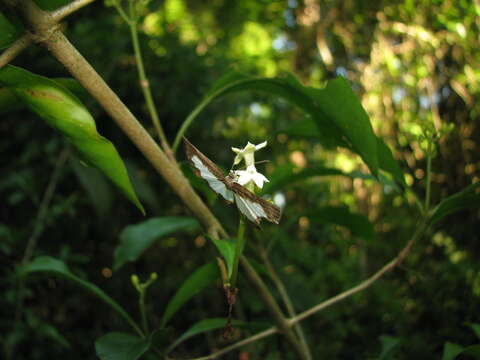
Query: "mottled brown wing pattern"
183 137 228 182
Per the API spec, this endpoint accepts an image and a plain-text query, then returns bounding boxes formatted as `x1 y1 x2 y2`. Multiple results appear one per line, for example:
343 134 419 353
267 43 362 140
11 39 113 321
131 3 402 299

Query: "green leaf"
312 206 375 240
167 318 268 353
262 164 345 194
174 71 379 175
430 182 480 225
299 76 379 175
0 65 144 214
160 262 219 327
0 11 23 50
95 333 150 360
463 344 480 357
1 78 89 115
377 335 401 360
377 138 406 186
468 323 480 339
114 217 199 270
442 342 465 360
209 238 236 278
20 257 140 334
0 87 22 114
71 158 114 218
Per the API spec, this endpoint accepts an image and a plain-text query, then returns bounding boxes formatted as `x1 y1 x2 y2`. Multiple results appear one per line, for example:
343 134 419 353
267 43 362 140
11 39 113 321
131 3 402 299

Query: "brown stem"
50 0 98 22
259 247 312 360
240 256 310 360
18 0 224 237
0 34 33 69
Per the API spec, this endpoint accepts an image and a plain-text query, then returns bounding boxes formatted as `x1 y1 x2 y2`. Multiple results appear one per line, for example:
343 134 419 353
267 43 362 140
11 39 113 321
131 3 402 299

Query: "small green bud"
150 272 158 281
131 274 140 288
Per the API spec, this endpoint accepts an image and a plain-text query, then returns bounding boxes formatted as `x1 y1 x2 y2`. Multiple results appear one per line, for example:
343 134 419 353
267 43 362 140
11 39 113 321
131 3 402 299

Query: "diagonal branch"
17 0 225 238
50 0 98 22
186 221 427 359
0 34 33 69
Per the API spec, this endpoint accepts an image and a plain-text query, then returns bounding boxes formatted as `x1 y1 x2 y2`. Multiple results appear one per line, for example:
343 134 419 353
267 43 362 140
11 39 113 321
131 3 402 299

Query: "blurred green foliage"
1 0 480 359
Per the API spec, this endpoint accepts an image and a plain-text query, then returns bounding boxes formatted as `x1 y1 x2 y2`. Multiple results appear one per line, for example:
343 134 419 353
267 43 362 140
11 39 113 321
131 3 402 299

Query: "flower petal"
255 141 267 150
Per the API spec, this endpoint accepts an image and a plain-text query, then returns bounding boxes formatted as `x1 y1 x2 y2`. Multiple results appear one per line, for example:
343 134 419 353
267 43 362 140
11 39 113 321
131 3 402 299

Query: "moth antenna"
255 160 270 165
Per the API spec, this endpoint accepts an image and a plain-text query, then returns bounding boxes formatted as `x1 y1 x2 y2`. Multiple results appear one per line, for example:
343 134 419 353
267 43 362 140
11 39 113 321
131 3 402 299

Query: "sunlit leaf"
160 262 219 327
95 332 150 360
0 65 144 214
20 257 138 332
430 182 480 225
114 217 199 270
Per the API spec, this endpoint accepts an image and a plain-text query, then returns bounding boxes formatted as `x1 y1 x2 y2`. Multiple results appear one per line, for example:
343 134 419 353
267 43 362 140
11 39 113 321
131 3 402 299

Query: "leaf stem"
230 215 246 288
259 247 312 360
139 290 149 334
425 142 433 212
127 7 169 151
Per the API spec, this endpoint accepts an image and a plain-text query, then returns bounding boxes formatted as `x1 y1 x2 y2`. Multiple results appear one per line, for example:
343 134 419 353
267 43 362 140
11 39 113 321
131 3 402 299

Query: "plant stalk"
230 215 246 288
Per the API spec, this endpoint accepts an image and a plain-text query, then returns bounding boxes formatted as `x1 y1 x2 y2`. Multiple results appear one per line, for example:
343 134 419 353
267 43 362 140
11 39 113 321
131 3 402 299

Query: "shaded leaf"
210 238 236 278
262 164 345 194
0 65 144 214
72 158 113 218
312 206 375 240
114 217 199 270
95 333 150 360
167 318 268 353
430 182 480 225
160 262 219 327
468 323 480 339
378 335 401 360
0 11 23 50
20 257 138 332
442 342 464 360
377 137 406 186
463 344 480 357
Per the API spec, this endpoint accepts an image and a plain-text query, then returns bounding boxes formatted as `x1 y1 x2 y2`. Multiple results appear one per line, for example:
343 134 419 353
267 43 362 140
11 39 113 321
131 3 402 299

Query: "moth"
183 138 281 225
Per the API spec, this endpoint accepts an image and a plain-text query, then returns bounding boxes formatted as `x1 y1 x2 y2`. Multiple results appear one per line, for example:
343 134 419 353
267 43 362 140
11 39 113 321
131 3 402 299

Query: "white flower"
231 141 267 167
234 165 269 189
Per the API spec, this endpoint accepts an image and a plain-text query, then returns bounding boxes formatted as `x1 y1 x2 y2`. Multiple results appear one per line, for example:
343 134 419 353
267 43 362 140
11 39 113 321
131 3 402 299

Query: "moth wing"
234 194 264 225
231 183 281 225
184 138 234 202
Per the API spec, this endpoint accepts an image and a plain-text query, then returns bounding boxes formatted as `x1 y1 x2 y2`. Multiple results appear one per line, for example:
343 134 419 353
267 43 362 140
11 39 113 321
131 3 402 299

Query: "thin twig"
129 19 170 152
50 0 98 22
8 148 70 360
240 256 310 360
0 34 33 69
188 327 278 360
185 221 427 359
259 247 312 360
